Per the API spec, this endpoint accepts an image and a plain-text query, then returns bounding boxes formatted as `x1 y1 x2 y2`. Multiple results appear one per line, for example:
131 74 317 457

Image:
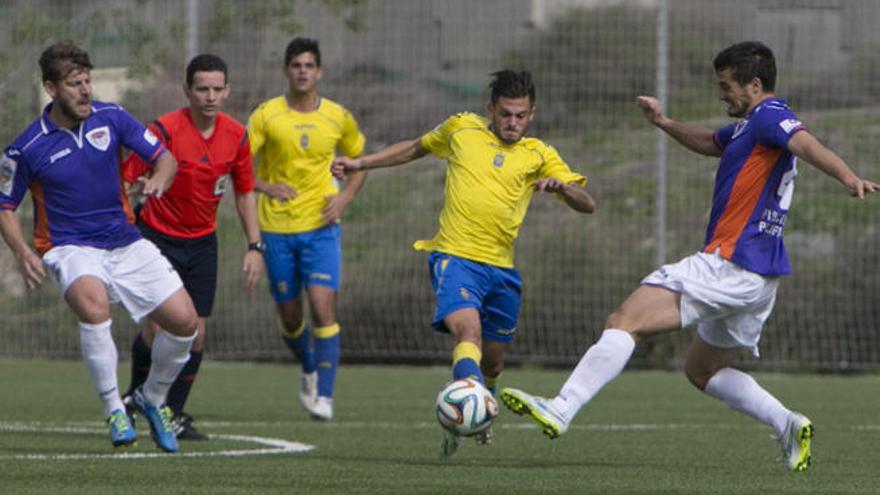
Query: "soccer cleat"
440 429 463 458
122 393 137 429
500 387 569 439
306 396 333 421
171 412 208 441
780 412 814 472
130 387 178 453
299 371 318 411
474 426 494 446
107 409 137 448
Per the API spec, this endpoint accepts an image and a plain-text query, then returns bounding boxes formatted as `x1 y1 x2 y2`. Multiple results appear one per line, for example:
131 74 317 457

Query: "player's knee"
684 363 713 390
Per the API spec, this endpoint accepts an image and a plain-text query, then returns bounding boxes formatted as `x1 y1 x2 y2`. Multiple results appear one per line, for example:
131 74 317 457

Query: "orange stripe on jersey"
30 183 53 255
705 144 782 259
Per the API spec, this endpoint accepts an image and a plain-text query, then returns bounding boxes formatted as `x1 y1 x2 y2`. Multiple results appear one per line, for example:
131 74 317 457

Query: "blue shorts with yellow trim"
427 251 521 343
263 224 341 304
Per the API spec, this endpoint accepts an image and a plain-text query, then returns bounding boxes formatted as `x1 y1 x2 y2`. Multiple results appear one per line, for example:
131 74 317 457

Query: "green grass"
1 359 878 494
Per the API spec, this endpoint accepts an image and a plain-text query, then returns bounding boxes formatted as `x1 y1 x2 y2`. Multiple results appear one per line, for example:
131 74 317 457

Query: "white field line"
0 422 313 461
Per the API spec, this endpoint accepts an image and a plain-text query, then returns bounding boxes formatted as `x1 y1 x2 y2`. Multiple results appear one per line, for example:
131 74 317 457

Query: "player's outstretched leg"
500 388 570 439
107 409 137 448
131 386 177 453
780 412 814 472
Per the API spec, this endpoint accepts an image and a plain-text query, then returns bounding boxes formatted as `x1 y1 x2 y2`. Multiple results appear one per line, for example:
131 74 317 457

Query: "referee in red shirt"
122 54 264 440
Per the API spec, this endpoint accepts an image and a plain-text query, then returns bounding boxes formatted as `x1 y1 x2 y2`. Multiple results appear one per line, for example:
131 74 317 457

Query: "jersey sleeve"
714 123 737 150
120 121 164 184
419 115 458 160
337 109 365 158
114 108 167 164
537 143 587 186
246 106 267 157
231 133 256 193
0 149 30 210
756 110 806 149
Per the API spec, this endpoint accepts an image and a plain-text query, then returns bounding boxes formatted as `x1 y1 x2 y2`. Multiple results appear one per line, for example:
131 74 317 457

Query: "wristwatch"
248 241 266 253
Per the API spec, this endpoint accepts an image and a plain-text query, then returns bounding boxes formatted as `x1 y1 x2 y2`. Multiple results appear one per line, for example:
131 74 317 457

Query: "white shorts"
42 239 184 323
641 251 779 357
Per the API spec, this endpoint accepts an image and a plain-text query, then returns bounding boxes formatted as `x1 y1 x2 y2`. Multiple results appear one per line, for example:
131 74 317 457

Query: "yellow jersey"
248 96 365 233
417 112 586 268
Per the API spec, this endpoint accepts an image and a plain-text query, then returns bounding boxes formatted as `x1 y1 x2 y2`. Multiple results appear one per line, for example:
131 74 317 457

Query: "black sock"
166 350 203 415
126 333 152 396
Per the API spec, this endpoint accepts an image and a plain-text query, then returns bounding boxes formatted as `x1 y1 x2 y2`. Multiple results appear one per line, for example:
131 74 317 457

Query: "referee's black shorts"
138 222 218 317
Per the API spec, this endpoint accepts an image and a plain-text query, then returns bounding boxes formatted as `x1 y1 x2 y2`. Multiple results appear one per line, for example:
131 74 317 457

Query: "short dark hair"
39 41 93 83
713 41 776 92
284 37 321 67
488 70 536 104
186 54 228 86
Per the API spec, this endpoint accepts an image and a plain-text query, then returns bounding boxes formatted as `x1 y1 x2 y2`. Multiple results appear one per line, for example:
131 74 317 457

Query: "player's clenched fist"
331 156 363 180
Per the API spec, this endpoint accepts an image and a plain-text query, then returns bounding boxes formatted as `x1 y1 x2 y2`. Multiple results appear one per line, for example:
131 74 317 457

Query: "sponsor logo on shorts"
494 327 516 336
85 126 111 151
277 281 289 295
459 288 471 300
310 273 332 281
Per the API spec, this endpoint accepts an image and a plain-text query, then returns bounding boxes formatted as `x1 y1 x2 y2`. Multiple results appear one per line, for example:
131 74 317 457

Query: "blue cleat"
107 409 137 448
131 387 178 453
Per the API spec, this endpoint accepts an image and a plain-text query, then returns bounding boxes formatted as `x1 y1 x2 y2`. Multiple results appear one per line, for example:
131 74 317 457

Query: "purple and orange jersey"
705 97 805 276
0 102 166 255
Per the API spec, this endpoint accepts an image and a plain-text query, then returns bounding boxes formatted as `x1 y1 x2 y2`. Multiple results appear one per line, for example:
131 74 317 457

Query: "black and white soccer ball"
435 378 498 436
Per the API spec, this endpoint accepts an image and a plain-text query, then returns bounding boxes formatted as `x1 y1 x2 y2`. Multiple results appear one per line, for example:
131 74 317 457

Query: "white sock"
551 329 636 422
79 320 123 418
143 329 196 407
704 367 790 436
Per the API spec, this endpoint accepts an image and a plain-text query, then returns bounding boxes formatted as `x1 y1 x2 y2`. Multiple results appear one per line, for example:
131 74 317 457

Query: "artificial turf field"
1 357 878 494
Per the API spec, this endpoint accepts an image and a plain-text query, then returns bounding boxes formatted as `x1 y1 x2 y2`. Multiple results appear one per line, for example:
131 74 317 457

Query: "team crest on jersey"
143 129 158 146
0 155 16 195
492 152 505 168
85 126 111 151
300 133 309 149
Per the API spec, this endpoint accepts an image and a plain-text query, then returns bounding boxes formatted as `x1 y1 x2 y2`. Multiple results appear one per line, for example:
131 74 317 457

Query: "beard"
58 97 90 124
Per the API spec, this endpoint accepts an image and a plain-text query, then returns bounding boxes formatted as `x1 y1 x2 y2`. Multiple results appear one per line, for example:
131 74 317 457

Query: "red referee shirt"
123 108 255 238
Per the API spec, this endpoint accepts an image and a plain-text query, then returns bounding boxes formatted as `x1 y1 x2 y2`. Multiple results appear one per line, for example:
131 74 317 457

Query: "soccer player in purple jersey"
0 41 200 453
500 41 878 472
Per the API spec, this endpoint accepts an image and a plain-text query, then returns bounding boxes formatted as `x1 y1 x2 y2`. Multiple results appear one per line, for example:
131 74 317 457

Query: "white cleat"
298 371 318 412
780 411 814 472
306 396 333 421
474 425 493 446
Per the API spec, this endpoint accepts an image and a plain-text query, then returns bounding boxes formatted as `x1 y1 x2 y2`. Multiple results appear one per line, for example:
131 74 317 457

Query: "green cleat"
107 409 137 448
500 387 569 439
780 412 814 472
440 429 463 458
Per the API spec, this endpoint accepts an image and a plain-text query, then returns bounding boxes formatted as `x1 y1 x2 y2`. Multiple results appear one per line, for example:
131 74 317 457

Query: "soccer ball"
435 378 498 436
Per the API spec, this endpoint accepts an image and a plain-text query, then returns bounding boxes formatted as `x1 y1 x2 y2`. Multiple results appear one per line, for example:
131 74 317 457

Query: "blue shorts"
427 252 522 343
263 224 342 304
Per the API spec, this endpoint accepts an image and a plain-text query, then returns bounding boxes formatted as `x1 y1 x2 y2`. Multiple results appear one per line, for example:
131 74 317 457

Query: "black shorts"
138 222 218 317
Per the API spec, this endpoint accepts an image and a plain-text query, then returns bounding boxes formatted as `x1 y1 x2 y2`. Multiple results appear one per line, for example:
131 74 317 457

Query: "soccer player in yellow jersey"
248 38 366 421
332 70 596 455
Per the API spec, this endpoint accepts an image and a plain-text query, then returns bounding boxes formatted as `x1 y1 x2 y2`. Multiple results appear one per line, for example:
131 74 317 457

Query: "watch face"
249 241 266 252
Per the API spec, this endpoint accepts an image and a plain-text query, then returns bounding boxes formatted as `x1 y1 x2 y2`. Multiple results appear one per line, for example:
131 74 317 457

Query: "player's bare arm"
331 138 428 179
786 131 879 199
140 151 178 198
254 177 297 202
322 168 366 224
234 190 264 292
534 178 597 213
636 96 722 157
0 209 46 291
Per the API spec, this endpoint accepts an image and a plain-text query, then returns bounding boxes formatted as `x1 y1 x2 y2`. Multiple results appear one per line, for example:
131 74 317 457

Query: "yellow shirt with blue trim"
417 112 587 268
248 96 365 233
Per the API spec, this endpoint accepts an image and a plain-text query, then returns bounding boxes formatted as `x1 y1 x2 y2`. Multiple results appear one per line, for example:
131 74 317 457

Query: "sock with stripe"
314 324 340 398
165 350 203 415
79 320 124 418
452 341 483 384
282 322 316 373
143 329 196 407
